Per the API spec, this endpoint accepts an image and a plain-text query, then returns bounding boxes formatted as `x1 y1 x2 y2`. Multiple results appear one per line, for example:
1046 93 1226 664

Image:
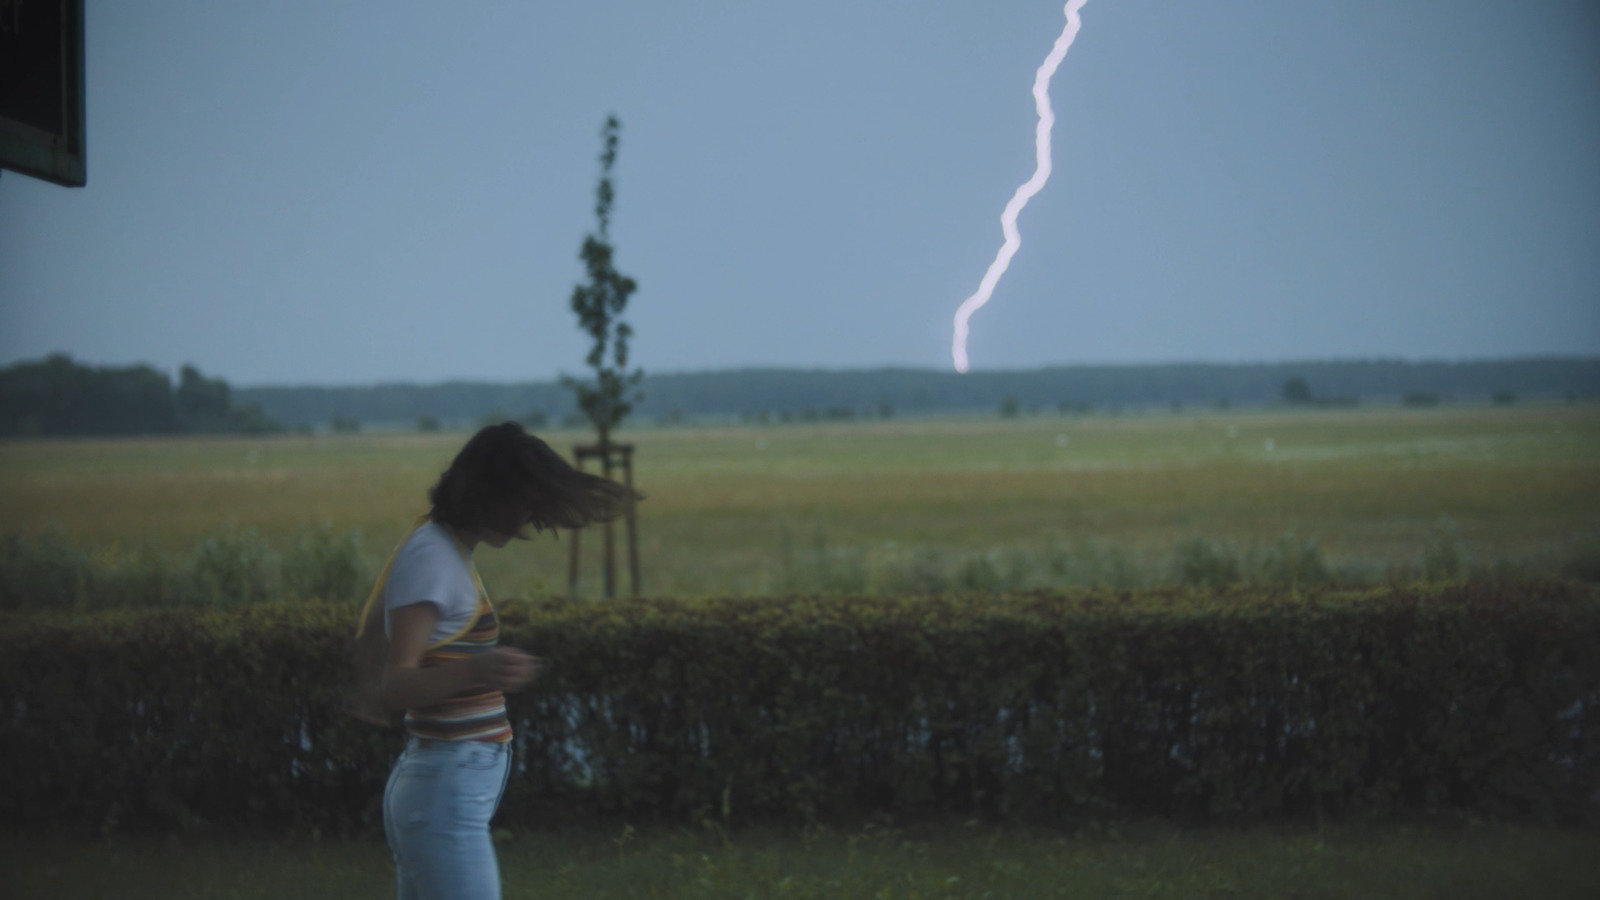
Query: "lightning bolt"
952 0 1088 374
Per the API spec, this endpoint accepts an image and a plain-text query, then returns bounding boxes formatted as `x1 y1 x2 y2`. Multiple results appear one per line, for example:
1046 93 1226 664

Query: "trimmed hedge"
2 583 1597 833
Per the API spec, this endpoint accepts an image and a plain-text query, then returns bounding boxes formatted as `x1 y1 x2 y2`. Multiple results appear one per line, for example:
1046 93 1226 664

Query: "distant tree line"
1279 376 1357 407
0 354 283 437
232 358 1600 428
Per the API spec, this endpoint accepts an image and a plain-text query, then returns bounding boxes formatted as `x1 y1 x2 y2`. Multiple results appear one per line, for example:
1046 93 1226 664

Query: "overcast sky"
2 0 1597 386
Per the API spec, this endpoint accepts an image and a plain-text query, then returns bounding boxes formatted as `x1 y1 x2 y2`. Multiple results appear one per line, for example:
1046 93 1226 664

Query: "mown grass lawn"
6 820 1597 899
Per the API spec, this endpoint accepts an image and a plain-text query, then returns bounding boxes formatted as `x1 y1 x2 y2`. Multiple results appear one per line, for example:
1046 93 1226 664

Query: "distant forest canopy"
5 355 1594 437
233 358 1600 429
0 354 283 437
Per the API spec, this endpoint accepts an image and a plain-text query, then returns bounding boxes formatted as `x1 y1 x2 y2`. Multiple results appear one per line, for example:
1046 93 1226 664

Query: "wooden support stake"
566 442 640 599
601 450 615 599
624 449 640 596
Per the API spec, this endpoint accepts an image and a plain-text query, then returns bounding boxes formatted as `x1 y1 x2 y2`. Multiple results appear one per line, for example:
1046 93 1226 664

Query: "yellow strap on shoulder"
432 527 493 650
354 513 495 650
355 513 431 639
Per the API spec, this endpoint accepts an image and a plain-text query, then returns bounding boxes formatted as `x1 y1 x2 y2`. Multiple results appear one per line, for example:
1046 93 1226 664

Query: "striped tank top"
357 517 513 743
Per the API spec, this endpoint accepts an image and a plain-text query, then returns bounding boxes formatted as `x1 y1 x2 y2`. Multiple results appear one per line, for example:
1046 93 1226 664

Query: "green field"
2 404 1598 601
7 821 1599 899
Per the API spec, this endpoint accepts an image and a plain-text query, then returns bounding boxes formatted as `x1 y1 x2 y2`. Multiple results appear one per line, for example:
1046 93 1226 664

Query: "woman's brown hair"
428 422 640 538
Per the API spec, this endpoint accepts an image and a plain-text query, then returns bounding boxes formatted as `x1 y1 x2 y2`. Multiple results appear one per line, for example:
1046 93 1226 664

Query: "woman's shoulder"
389 522 472 590
399 521 462 559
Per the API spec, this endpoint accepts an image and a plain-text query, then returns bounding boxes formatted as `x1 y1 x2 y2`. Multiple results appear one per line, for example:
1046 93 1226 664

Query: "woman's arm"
380 602 541 710
345 606 395 726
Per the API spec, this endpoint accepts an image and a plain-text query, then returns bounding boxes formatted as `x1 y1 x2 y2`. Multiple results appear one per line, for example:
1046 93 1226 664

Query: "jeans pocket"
387 759 444 836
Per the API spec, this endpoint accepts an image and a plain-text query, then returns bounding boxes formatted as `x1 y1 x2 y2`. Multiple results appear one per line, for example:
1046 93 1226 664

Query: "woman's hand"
467 647 544 693
346 619 399 726
344 685 395 727
382 603 545 707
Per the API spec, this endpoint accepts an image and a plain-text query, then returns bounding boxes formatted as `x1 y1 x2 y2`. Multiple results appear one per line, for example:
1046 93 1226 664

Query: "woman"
349 422 639 900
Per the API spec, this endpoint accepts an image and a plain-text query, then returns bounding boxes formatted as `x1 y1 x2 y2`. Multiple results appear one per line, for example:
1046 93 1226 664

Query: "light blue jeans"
383 736 512 900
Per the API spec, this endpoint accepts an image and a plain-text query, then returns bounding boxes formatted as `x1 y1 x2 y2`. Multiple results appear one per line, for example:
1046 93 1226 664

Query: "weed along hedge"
3 583 1598 834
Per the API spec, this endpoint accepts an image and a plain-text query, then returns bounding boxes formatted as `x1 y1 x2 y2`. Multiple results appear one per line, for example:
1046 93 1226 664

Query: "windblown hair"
428 422 641 538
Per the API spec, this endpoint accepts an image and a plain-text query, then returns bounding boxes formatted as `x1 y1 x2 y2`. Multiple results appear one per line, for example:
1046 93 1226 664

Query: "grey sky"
2 0 1597 385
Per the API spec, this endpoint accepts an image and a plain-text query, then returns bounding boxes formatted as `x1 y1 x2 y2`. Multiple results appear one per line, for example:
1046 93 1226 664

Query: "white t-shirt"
384 521 479 645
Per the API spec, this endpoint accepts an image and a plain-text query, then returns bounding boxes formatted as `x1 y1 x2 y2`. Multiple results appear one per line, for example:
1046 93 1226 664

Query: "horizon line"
226 353 1600 391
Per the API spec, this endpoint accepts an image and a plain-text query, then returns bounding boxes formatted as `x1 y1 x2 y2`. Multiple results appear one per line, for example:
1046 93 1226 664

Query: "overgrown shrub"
0 532 194 611
280 523 369 602
1170 537 1243 588
866 543 948 596
780 536 1136 597
950 551 1011 592
1040 540 1144 589
1253 533 1331 589
0 530 93 611
772 522 868 595
773 531 1398 599
0 526 372 612
190 526 279 605
1422 517 1466 581
98 543 193 609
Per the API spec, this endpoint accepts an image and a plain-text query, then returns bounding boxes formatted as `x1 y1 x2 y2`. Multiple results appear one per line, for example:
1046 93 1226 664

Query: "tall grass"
1167 532 1333 590
6 516 1595 611
761 521 1593 598
0 523 370 612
